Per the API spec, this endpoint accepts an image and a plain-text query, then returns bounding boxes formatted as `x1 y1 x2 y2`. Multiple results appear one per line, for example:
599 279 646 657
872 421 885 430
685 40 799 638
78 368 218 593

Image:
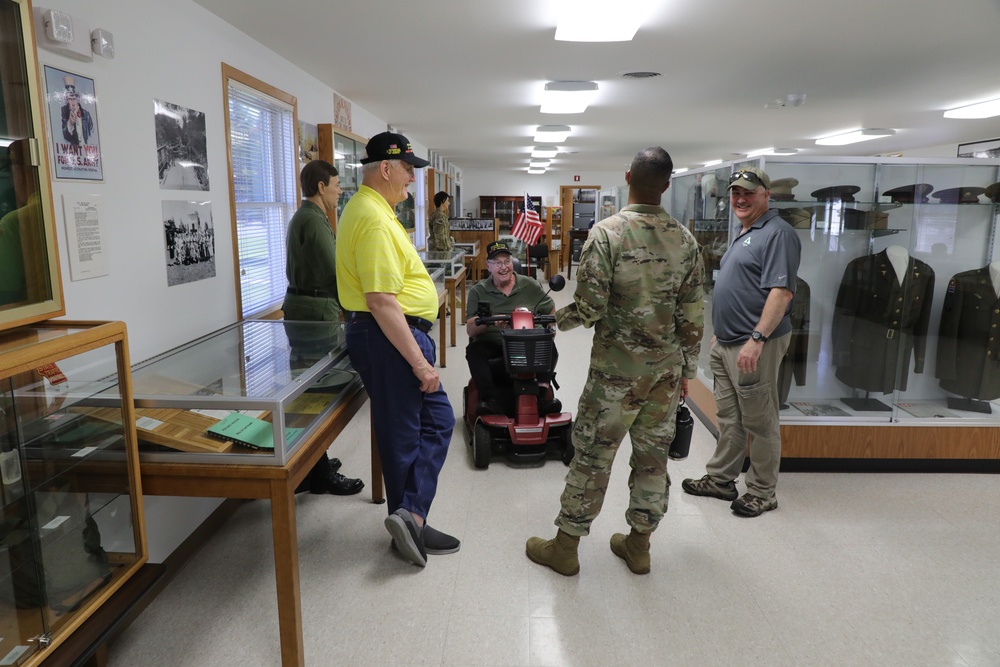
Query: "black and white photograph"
957 137 1000 158
43 66 103 181
154 99 210 190
162 200 215 287
790 401 851 418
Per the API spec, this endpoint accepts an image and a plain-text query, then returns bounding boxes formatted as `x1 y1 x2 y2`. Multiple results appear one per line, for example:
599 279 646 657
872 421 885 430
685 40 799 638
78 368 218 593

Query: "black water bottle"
668 398 694 461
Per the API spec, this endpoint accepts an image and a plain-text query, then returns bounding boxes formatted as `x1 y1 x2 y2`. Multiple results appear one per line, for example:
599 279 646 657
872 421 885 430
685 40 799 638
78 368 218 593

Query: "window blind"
227 80 297 318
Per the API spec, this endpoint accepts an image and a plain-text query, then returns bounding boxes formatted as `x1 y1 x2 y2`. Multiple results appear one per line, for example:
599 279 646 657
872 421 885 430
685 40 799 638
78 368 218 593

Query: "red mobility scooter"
463 276 574 469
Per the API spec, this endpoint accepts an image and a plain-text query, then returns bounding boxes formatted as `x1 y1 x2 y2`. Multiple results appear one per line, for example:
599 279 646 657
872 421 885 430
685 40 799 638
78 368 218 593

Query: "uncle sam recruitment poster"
43 65 103 181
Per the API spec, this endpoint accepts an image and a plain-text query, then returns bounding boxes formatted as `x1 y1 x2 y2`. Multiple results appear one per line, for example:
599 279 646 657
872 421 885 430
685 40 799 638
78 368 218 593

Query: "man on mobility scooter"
464 241 572 468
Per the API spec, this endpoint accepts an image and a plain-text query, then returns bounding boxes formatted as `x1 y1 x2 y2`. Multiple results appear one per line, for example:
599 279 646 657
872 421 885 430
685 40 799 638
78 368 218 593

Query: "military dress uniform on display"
936 266 1000 401
833 249 935 394
777 276 811 407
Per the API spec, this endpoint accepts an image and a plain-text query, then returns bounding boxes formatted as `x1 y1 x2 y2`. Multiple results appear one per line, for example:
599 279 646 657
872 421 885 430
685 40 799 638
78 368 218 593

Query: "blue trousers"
346 318 455 519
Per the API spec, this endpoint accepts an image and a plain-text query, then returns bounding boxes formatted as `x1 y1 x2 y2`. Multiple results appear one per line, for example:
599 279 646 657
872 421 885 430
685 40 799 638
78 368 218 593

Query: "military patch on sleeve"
947 278 956 294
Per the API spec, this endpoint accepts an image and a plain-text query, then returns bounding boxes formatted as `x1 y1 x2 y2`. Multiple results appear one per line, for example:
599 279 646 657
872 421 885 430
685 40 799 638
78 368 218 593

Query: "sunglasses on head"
729 170 764 187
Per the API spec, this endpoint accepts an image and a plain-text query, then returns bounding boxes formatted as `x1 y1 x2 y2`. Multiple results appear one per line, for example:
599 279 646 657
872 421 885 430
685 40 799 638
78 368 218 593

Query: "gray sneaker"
681 474 739 501
731 493 777 517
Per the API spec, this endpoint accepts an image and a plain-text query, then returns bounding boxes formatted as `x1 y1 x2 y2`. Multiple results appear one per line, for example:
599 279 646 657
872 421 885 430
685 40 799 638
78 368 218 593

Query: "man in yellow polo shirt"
337 131 458 568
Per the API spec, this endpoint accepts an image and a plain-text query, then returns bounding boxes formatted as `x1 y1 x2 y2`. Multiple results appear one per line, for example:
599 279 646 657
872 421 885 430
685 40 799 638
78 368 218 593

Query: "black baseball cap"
486 240 512 259
360 131 429 167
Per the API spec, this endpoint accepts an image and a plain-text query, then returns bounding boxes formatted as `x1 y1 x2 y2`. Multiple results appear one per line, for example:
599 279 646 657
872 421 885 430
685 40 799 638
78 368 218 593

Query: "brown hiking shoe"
731 493 777 517
681 474 738 501
610 530 650 574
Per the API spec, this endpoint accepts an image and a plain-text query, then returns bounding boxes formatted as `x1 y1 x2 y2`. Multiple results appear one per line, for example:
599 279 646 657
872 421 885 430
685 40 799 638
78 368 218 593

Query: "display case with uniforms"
0 320 146 665
669 156 1000 468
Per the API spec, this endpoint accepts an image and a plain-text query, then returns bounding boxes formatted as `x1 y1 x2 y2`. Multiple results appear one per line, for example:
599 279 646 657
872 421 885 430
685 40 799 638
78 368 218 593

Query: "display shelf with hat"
931 186 986 204
776 207 812 229
810 184 862 202
883 183 934 204
359 131 429 167
985 183 1000 204
769 177 799 201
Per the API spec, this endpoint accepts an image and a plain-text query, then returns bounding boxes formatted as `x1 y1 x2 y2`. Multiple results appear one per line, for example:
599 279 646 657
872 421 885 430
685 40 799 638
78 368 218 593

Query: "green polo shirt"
336 184 439 321
466 273 554 345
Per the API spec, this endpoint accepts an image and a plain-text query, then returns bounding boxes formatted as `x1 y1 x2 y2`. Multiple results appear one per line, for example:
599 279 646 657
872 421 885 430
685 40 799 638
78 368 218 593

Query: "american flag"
511 193 544 246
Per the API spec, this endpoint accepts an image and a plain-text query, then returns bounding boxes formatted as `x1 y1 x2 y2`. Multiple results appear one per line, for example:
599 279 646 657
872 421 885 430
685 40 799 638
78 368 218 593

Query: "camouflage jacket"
428 210 453 251
557 204 705 378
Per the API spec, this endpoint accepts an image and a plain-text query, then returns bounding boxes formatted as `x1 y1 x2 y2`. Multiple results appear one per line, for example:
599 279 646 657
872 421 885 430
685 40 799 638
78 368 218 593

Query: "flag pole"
524 192 532 278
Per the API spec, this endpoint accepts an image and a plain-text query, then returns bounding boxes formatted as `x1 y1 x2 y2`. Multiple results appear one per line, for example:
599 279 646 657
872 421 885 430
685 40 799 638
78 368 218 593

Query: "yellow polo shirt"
336 184 439 321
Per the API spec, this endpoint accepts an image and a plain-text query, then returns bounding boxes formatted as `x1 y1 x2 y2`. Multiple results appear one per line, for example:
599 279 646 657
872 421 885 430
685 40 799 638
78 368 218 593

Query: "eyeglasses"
488 258 513 267
728 170 764 187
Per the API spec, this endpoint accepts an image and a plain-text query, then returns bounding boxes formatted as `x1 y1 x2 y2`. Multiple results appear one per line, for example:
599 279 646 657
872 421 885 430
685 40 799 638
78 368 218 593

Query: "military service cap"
985 183 1000 203
883 183 933 204
931 186 985 204
769 177 799 201
811 184 861 202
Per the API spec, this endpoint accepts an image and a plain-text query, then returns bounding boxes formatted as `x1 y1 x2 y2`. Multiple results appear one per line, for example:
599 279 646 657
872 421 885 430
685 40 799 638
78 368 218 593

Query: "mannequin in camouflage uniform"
525 147 705 576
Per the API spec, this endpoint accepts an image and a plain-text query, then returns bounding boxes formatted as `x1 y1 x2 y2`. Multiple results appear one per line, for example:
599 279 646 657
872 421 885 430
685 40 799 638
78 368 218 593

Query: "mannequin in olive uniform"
832 245 934 399
283 160 364 495
526 147 704 576
936 262 1000 405
427 191 453 252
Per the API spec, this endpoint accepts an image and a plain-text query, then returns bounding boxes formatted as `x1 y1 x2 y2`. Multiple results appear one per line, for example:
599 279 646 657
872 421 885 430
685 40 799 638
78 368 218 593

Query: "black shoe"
477 399 504 416
327 471 364 495
422 525 460 555
329 457 343 473
539 398 562 415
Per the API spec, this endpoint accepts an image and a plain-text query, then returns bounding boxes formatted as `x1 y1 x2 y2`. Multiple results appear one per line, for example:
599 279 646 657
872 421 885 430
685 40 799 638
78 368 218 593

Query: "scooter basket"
501 328 554 374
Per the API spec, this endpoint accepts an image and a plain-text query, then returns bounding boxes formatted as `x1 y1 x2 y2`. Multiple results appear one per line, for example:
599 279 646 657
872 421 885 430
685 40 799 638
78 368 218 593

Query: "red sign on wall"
574 175 580 182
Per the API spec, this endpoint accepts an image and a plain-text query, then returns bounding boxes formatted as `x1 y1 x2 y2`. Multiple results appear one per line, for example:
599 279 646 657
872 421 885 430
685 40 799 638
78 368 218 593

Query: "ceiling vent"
619 71 662 80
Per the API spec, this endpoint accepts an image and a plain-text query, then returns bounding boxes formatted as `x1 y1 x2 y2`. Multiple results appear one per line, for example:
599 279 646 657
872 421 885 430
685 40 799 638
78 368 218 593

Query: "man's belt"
287 286 333 298
348 311 433 334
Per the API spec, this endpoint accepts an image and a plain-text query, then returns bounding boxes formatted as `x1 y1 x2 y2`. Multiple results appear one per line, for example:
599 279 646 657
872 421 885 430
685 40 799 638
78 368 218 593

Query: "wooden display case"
0 320 146 666
478 195 542 234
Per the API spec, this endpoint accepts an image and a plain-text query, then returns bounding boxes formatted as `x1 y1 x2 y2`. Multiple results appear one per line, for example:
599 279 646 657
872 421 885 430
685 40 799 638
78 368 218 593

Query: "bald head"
627 147 673 204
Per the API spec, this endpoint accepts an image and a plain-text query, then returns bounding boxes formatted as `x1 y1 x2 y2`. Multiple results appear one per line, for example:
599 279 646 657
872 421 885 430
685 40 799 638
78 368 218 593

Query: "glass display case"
0 320 145 665
669 156 1000 466
121 320 363 466
0 0 65 333
418 250 464 277
453 241 480 258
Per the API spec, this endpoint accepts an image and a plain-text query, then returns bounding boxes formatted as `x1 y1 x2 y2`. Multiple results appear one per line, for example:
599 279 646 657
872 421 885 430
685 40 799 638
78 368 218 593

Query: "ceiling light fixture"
815 129 895 146
527 168 546 175
672 168 689 174
554 0 653 42
746 147 800 157
704 159 723 166
944 98 1000 119
531 146 559 158
541 81 598 114
534 125 571 143
529 161 551 169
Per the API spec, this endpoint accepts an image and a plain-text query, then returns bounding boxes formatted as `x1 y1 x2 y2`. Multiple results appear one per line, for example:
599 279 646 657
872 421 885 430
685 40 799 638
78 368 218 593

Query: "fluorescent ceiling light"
541 81 598 114
771 148 799 156
704 159 723 166
529 160 551 168
944 98 1000 119
531 146 559 158
672 167 689 174
534 125 571 143
815 129 895 146
554 0 652 42
528 168 546 175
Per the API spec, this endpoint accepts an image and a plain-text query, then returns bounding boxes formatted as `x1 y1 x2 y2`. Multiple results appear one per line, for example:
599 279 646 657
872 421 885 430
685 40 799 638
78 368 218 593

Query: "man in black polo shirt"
465 240 559 416
682 167 800 517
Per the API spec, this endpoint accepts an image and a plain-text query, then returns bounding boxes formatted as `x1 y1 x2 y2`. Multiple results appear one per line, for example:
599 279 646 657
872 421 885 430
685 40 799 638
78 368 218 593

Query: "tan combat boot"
610 528 650 574
525 530 580 576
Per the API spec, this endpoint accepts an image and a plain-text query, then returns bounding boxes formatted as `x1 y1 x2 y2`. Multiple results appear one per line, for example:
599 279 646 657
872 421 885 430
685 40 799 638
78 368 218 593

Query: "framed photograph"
957 137 1000 159
43 65 103 181
154 100 210 190
298 120 318 172
162 200 215 286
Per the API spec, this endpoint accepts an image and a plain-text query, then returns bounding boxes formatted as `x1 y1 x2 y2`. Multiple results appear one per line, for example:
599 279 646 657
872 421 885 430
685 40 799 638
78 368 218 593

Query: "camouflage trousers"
555 364 682 537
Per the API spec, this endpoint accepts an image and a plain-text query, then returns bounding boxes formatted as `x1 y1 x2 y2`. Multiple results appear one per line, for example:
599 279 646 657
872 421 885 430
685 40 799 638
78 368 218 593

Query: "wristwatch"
750 330 768 343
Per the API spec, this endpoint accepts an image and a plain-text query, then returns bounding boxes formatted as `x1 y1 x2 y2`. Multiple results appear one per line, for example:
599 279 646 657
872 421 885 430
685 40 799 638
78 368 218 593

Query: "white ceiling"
192 0 1000 174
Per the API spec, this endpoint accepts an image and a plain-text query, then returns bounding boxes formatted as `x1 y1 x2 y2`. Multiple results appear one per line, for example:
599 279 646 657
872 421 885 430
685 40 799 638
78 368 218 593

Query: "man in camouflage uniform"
427 191 453 252
525 146 705 576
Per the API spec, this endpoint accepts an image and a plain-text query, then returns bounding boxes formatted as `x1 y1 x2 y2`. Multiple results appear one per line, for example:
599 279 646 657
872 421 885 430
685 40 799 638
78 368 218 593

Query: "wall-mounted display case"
0 320 146 665
669 156 1000 467
117 320 362 466
0 0 65 333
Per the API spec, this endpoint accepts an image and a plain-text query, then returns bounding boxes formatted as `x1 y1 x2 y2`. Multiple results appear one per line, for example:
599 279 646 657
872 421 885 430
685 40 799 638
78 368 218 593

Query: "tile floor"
108 279 1000 666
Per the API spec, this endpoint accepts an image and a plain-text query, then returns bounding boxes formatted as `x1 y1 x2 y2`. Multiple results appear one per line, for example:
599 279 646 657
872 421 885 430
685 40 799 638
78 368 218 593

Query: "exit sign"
574 175 580 182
